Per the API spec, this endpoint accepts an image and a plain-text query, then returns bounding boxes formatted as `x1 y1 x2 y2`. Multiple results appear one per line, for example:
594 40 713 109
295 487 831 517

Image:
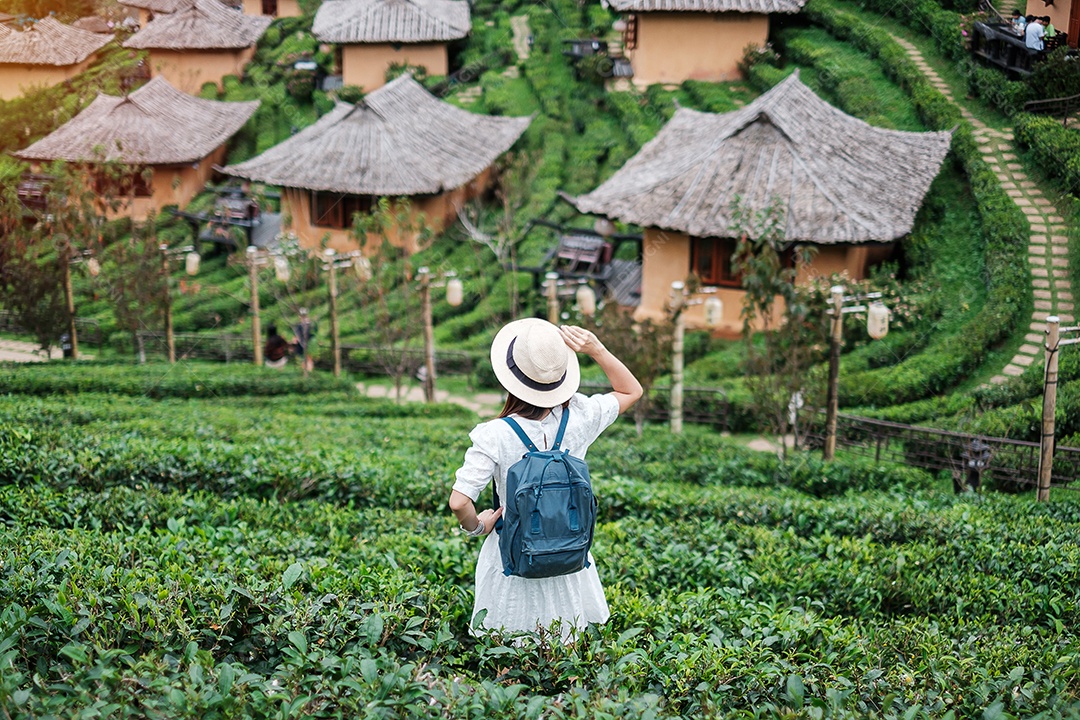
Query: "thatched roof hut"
313 0 470 43
123 0 270 50
15 75 259 164
573 72 953 244
72 16 115 34
605 0 805 12
222 74 529 195
0 17 112 66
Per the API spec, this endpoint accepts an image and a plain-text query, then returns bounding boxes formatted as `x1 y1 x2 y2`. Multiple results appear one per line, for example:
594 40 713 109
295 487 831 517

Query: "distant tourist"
1026 15 1045 51
291 308 316 374
1012 9 1027 33
449 320 642 641
1043 16 1057 38
264 324 290 369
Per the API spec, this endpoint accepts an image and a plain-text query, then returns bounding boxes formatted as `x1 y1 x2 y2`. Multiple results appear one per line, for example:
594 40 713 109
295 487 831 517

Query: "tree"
730 202 826 452
350 198 433 400
583 302 673 436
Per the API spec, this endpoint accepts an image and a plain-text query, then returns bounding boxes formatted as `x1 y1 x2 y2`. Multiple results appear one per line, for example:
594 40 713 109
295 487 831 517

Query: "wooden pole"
420 267 436 403
1037 316 1060 502
248 247 262 367
671 307 685 434
61 256 78 361
327 250 341 378
823 286 844 461
161 244 174 364
546 272 559 325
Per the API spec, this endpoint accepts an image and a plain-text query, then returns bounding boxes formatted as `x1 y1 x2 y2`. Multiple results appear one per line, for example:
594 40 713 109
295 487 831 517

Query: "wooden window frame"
311 192 376 229
690 237 741 288
92 167 153 199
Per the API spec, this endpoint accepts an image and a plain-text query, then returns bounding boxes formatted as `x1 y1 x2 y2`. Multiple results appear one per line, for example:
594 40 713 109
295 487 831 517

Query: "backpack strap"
502 417 538 452
552 406 570 451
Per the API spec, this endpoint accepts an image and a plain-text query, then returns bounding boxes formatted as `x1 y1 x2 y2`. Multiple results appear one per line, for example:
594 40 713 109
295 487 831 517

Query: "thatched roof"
0 17 112 66
73 16 114 33
0 13 17 25
572 72 953 244
119 0 243 13
223 74 529 195
604 0 805 13
124 0 270 50
14 76 259 165
313 0 470 44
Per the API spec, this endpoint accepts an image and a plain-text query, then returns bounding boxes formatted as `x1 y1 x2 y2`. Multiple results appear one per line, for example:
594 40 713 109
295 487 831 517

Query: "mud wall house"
122 0 271 93
222 74 529 253
14 76 259 220
571 72 953 333
0 18 112 100
605 0 807 84
313 0 469 91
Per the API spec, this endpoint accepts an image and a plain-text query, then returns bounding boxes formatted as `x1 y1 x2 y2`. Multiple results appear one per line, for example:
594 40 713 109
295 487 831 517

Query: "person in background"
1012 9 1027 34
1026 15 1046 51
264 324 290 369
1043 16 1057 38
291 308 317 374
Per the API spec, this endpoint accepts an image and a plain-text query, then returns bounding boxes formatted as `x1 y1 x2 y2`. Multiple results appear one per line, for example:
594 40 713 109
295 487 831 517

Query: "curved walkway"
894 37 1073 384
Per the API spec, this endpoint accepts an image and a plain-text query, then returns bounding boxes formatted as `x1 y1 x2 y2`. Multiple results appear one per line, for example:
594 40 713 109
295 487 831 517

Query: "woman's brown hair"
497 393 569 420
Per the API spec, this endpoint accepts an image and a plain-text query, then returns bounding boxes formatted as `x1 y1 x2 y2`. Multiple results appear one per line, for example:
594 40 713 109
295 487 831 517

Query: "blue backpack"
495 409 597 579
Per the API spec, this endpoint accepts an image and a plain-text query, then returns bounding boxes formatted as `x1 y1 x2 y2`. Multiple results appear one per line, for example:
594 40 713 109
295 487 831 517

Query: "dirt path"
892 37 1073 384
0 339 61 362
356 382 504 415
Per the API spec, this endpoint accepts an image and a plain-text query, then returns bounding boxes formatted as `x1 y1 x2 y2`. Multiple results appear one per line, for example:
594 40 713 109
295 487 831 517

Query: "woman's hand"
475 507 503 535
559 325 605 358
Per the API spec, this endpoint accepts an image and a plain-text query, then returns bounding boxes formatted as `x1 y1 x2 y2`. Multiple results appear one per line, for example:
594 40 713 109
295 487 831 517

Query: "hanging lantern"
274 255 290 282
86 257 101 277
352 255 372 281
613 19 627 32
868 301 890 339
704 296 723 327
185 251 200 276
446 276 464 307
576 282 597 317
593 217 616 238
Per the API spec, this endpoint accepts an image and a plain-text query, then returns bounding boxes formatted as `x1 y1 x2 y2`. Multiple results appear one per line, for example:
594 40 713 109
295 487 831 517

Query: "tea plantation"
1 364 1079 717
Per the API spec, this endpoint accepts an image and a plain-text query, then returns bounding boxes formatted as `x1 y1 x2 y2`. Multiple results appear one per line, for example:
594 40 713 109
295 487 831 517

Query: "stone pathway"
510 15 530 61
894 37 1073 384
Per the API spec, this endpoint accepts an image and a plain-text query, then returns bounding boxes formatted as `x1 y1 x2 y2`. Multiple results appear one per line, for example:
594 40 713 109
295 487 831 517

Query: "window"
261 0 277 13
311 192 375 229
92 168 152 198
690 237 740 287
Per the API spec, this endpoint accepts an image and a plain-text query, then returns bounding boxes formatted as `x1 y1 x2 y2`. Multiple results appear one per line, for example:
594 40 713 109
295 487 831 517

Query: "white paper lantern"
274 255 290 282
593 217 616 238
576 282 597 317
352 255 372 281
86 257 101 277
613 19 627 32
867 302 890 339
704 296 723 327
446 277 464 307
184 251 200 276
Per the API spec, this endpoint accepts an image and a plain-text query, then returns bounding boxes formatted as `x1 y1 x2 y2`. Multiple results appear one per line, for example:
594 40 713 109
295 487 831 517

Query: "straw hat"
490 318 580 407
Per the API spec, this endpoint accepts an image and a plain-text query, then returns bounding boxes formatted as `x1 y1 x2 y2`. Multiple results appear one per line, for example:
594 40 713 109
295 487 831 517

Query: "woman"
449 319 642 639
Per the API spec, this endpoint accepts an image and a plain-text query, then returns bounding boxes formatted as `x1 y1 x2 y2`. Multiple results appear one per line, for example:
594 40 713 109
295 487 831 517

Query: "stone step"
1026 332 1045 343
1003 364 1025 376
1014 354 1035 366
1018 343 1041 355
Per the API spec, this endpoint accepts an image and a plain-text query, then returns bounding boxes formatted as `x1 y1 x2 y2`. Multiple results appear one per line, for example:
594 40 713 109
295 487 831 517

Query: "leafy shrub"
1015 112 1080 196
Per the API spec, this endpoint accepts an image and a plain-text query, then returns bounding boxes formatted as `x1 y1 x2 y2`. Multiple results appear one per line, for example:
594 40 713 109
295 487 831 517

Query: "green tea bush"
1015 112 1080 196
0 362 355 398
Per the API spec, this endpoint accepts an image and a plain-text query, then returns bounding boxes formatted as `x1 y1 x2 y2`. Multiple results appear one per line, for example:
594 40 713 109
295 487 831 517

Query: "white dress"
452 392 620 638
